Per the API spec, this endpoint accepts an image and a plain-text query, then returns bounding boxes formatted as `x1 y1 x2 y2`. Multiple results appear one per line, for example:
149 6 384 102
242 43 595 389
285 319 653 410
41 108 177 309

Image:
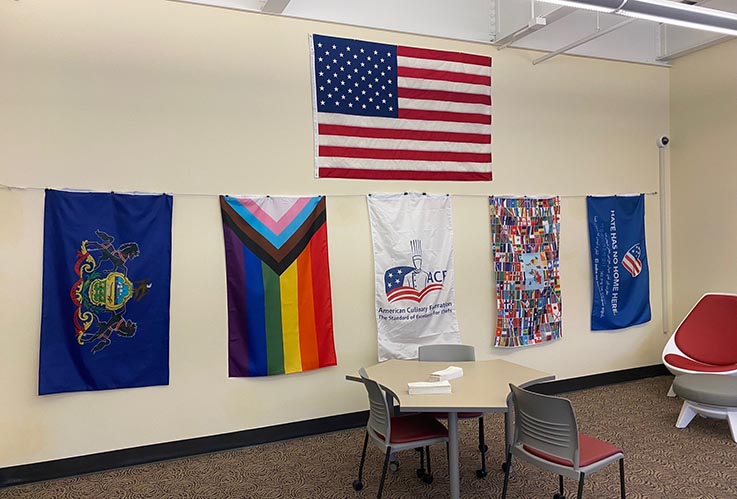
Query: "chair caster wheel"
416 468 426 478
501 462 510 472
352 480 364 491
389 460 399 472
476 469 488 478
422 473 434 484
553 494 565 499
479 444 489 453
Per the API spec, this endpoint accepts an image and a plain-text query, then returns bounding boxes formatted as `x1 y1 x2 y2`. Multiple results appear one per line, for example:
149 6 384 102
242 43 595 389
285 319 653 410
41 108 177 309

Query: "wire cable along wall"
0 183 658 199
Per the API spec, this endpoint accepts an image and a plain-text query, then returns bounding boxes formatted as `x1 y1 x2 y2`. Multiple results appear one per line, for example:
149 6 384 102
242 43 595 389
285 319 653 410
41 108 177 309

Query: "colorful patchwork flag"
489 197 561 348
368 193 460 361
587 195 651 330
220 195 337 377
39 190 172 395
311 33 492 181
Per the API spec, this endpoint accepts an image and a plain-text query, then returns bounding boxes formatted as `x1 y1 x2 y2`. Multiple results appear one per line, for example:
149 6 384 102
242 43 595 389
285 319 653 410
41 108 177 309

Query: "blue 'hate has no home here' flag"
39 190 172 395
587 194 651 331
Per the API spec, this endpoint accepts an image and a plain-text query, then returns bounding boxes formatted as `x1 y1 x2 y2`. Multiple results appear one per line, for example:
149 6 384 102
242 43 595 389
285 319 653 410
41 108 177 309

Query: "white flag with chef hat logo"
368 193 460 361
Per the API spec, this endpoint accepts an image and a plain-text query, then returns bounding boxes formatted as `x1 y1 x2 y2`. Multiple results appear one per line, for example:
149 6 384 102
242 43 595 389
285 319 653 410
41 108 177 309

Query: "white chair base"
667 383 676 397
676 400 737 443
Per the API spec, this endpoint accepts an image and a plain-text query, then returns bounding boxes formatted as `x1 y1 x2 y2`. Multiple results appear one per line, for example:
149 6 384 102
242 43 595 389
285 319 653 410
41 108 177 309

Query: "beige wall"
0 0 669 467
669 39 737 323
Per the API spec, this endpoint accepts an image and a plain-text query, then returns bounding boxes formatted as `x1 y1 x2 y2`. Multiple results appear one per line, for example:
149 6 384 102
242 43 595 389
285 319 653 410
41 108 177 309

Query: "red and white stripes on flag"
311 34 492 181
622 244 643 277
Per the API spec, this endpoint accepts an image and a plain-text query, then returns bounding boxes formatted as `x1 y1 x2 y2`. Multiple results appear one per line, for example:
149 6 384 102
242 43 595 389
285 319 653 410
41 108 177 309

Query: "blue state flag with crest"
587 194 651 331
39 190 173 395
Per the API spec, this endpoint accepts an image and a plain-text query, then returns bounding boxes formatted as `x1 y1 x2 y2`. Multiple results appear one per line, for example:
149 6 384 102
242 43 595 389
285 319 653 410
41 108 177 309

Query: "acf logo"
383 240 446 303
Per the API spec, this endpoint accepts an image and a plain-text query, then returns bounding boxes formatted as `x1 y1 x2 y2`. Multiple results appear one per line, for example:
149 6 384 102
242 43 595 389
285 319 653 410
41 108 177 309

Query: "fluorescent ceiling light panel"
617 0 737 36
538 0 737 36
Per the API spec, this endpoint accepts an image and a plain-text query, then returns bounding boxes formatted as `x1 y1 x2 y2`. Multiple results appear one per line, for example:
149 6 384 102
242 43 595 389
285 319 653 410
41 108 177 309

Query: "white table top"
349 359 554 413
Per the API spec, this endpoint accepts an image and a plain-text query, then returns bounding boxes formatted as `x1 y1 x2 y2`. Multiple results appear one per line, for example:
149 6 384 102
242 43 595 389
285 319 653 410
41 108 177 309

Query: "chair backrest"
509 384 579 467
418 344 475 362
358 368 391 440
675 293 737 365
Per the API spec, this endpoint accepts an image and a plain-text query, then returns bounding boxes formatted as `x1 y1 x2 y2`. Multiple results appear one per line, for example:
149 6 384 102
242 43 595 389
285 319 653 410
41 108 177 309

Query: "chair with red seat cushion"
663 293 737 395
418 344 490 478
502 384 625 499
353 368 448 499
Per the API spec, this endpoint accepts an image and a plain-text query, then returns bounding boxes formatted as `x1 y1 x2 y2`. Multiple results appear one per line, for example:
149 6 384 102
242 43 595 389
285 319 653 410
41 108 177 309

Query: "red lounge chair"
662 293 737 395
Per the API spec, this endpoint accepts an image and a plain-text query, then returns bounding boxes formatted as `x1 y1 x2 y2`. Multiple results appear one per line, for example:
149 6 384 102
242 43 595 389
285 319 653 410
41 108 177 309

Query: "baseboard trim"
0 363 669 488
530 363 670 395
0 411 370 489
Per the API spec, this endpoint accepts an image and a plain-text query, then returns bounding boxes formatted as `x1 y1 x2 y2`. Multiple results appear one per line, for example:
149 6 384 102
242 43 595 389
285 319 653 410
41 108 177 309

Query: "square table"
348 359 553 499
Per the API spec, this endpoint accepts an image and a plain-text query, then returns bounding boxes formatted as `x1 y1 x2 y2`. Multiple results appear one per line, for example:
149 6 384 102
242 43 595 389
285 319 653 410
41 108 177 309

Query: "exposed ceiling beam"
656 34 730 61
495 6 576 49
261 0 291 14
496 17 548 48
532 0 715 65
533 18 636 64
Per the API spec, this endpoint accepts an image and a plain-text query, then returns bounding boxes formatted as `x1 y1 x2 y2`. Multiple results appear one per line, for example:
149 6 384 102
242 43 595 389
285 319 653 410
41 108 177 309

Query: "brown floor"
2 376 737 498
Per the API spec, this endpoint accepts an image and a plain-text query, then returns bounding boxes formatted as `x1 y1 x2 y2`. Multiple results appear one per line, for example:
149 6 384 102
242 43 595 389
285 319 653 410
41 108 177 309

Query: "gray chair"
418 344 489 478
502 384 626 499
353 368 449 499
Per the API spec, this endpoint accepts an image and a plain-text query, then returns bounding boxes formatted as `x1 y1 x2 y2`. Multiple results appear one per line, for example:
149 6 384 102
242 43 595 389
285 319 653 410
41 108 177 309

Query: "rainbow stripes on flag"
221 195 337 377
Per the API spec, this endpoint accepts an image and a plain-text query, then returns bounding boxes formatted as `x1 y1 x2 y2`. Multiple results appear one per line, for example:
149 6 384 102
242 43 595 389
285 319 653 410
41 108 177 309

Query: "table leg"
386 393 398 416
448 411 459 499
505 393 514 453
386 393 399 465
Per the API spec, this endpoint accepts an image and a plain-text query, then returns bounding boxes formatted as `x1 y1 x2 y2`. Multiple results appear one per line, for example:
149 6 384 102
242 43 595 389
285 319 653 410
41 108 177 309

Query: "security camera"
657 136 670 148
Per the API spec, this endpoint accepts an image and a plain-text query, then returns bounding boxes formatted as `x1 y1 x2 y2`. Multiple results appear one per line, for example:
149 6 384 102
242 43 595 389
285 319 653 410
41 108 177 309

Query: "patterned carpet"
3 376 737 499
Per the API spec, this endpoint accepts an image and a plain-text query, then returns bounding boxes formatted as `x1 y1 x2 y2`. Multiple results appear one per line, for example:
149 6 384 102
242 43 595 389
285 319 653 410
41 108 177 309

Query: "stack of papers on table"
430 366 464 382
408 380 451 395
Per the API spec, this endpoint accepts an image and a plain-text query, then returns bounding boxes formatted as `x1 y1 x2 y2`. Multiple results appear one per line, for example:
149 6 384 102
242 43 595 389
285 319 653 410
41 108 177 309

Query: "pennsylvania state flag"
39 190 173 395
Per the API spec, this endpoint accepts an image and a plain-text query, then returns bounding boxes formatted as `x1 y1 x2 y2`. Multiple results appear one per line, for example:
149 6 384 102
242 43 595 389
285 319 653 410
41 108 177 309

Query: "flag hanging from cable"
310 34 492 181
220 195 337 376
489 197 562 348
368 193 461 361
587 194 651 330
39 190 172 395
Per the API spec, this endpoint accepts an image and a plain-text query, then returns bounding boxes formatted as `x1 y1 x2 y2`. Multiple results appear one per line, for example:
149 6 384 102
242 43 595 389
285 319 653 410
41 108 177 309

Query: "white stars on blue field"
313 34 399 118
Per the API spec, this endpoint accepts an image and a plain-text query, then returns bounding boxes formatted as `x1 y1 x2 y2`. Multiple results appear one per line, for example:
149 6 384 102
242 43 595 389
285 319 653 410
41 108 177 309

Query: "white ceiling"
176 0 737 65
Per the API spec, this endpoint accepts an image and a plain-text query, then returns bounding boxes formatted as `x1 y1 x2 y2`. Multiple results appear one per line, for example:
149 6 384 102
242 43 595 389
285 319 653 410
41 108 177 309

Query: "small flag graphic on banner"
384 265 443 303
622 244 643 277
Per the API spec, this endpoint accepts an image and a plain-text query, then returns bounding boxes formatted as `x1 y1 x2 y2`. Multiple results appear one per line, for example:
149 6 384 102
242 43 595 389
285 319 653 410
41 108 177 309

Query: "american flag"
311 34 492 181
622 244 643 277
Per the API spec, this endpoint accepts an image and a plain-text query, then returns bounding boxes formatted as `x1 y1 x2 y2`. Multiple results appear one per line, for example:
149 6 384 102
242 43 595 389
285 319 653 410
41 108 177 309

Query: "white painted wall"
669 39 737 322
0 0 669 467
